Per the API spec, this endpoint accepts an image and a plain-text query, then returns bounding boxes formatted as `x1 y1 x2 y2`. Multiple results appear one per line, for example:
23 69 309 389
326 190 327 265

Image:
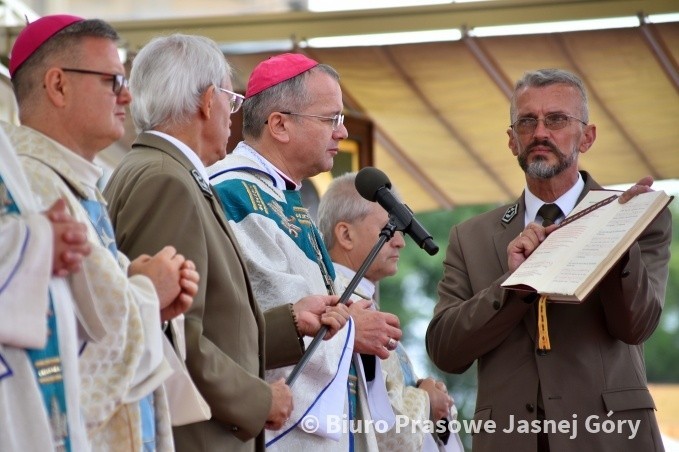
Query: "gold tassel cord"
537 295 551 353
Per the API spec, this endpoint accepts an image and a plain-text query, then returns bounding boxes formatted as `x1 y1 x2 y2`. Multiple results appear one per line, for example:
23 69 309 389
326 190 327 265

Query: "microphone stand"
286 216 402 386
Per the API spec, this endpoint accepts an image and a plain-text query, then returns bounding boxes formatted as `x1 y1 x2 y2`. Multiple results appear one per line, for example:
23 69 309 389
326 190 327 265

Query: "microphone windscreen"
355 167 391 201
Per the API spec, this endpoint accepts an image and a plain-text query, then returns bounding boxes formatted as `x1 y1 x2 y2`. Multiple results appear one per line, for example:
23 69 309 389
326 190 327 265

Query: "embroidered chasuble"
209 144 378 451
80 200 118 258
1 174 71 450
79 199 157 450
334 266 464 452
2 121 174 452
0 127 90 451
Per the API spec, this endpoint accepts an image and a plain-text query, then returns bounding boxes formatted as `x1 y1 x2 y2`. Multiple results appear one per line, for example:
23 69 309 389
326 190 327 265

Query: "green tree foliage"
377 199 679 449
645 201 679 382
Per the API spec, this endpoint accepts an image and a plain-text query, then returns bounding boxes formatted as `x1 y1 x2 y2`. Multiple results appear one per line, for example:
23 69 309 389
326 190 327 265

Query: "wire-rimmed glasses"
510 113 586 135
217 87 245 113
280 111 345 131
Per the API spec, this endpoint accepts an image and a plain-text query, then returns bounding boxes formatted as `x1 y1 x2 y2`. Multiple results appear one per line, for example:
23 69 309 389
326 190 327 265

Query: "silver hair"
509 68 589 124
317 172 373 251
129 33 231 132
242 63 339 139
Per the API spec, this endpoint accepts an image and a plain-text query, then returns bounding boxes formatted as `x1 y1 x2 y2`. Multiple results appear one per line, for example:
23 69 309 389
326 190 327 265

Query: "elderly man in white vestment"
318 172 465 452
5 14 199 450
0 126 92 451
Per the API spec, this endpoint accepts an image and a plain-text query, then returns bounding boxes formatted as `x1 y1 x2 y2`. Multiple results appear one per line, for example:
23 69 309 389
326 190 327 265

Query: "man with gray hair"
427 68 671 451
104 34 348 452
318 172 464 452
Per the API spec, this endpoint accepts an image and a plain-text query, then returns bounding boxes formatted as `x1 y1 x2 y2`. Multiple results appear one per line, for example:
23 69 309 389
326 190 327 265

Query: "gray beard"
519 146 578 179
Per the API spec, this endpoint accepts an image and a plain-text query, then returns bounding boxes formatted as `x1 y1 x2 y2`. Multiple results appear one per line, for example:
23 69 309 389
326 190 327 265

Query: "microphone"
355 167 439 256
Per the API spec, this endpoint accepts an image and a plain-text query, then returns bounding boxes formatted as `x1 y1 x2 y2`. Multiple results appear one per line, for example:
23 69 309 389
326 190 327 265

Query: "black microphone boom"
355 167 439 256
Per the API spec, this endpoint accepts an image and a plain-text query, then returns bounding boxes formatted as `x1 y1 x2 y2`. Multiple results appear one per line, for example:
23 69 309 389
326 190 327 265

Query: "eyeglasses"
217 87 245 113
280 111 345 131
510 113 587 135
61 68 128 95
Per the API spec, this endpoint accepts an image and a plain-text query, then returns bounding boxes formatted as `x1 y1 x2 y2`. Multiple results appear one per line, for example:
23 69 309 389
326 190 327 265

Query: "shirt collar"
233 142 299 191
147 130 209 182
523 172 585 226
333 262 376 300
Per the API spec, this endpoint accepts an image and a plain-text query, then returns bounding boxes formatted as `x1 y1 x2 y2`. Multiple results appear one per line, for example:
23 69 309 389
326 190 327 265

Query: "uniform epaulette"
501 203 519 224
191 169 212 196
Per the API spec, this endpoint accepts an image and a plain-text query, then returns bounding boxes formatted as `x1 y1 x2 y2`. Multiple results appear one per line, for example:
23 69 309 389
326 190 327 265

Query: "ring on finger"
387 337 397 350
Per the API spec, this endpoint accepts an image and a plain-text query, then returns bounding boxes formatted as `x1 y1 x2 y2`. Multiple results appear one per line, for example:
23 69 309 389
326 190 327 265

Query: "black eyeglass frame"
61 68 128 95
510 113 587 135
